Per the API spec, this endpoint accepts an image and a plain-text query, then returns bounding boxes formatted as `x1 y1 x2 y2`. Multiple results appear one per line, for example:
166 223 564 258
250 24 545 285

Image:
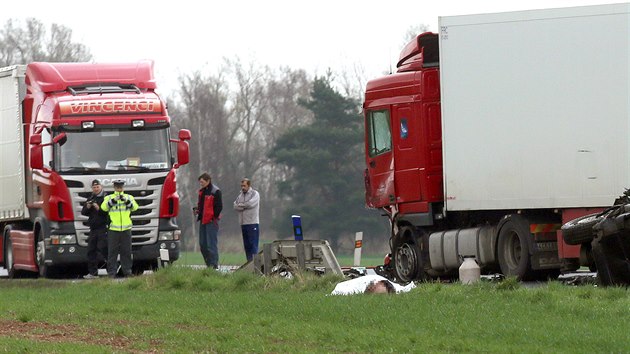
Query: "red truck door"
392 104 421 204
365 108 395 208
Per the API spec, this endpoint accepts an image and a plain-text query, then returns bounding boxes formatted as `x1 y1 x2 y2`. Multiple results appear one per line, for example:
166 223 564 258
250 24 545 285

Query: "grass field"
1 267 629 353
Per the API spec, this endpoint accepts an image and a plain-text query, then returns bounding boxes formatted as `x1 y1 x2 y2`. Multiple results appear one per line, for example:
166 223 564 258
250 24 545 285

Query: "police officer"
81 179 109 279
101 179 138 278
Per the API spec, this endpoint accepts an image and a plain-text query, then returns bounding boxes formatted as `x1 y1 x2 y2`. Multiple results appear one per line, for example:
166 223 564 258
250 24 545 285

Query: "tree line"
0 18 389 255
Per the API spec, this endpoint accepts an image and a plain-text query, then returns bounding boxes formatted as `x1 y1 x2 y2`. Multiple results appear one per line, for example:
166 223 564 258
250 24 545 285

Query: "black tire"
561 213 600 245
497 215 533 280
392 225 424 283
35 225 57 278
4 228 22 279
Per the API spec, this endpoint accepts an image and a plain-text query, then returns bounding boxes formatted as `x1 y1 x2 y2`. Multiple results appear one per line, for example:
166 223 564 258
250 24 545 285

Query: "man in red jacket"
195 173 223 269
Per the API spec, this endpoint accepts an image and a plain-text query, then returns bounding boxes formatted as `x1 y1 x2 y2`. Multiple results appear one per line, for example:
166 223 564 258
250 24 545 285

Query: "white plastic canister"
459 256 480 284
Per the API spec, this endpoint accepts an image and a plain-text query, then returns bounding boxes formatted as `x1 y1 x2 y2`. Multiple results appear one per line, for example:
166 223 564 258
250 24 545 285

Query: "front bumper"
45 240 180 265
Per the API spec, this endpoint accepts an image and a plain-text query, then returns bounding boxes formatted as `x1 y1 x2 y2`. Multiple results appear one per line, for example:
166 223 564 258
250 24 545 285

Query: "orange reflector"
529 224 561 233
354 240 362 248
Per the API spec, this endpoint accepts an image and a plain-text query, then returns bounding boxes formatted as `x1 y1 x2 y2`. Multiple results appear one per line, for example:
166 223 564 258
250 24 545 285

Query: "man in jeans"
195 173 223 269
81 179 109 279
233 178 260 262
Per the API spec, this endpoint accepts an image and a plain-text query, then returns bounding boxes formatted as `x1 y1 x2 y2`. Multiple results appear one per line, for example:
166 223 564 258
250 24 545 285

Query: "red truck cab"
1 61 190 278
364 33 443 224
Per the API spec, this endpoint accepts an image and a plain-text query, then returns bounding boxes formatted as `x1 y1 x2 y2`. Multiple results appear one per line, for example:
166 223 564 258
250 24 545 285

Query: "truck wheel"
36 231 57 278
561 213 600 245
4 228 23 279
392 225 424 283
497 215 533 280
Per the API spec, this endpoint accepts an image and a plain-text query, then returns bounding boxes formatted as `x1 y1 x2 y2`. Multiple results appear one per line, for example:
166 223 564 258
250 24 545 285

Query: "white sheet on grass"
330 275 416 295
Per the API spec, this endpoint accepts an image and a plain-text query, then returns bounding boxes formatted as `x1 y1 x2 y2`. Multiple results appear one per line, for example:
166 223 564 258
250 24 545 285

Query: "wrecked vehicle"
562 190 630 286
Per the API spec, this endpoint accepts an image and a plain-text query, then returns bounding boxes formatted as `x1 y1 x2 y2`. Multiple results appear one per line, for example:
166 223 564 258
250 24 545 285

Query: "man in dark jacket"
81 179 109 279
195 172 222 269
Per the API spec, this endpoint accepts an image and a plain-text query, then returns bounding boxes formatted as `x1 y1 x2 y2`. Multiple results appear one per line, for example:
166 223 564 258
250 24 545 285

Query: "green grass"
1 268 629 353
177 251 385 268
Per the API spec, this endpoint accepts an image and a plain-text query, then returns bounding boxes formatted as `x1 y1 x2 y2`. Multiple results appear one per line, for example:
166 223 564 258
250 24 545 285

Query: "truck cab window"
56 128 172 173
367 110 392 157
42 128 53 168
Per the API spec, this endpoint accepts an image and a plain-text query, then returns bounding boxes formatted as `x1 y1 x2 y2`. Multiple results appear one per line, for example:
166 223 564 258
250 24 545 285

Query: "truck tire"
35 226 57 278
392 225 425 283
4 227 23 279
497 215 533 280
561 213 600 245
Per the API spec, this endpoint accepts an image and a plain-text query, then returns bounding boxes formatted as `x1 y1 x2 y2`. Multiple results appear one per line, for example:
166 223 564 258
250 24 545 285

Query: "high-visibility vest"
101 192 139 231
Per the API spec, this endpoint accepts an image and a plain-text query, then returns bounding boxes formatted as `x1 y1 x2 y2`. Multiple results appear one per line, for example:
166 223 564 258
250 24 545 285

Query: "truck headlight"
51 234 77 245
158 230 181 241
159 231 174 240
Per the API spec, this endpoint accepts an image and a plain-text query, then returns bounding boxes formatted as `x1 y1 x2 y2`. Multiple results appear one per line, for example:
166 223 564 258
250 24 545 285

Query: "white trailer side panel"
0 65 27 221
439 4 630 211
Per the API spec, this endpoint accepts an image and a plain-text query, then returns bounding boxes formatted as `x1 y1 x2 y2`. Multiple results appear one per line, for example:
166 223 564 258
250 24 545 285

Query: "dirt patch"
0 319 161 353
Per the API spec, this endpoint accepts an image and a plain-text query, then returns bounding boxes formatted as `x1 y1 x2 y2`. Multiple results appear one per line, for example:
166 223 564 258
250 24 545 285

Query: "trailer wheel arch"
496 214 534 280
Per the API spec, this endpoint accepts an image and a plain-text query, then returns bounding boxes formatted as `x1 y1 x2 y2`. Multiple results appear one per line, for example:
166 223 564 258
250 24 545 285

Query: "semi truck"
363 3 630 282
0 61 191 278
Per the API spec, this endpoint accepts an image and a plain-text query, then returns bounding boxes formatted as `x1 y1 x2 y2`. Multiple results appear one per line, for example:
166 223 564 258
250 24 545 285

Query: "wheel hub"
395 242 418 281
36 239 45 265
506 232 521 268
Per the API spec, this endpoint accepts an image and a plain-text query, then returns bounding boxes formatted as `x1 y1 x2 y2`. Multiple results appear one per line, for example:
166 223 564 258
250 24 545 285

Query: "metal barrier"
238 239 343 276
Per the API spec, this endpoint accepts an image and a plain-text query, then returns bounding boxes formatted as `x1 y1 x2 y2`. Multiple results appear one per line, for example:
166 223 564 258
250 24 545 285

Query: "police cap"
112 179 125 186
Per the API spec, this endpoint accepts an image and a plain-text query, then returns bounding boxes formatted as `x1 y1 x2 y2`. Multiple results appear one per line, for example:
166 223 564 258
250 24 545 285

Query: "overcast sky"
1 0 625 95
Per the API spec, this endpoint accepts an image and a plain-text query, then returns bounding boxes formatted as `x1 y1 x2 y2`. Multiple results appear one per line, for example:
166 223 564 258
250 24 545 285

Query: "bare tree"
225 58 270 180
172 61 314 248
224 61 315 239
337 63 367 106
170 70 231 249
0 18 92 66
258 67 313 230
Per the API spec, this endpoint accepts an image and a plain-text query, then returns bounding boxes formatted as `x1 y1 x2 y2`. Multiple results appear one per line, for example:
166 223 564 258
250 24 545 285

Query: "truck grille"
70 180 163 247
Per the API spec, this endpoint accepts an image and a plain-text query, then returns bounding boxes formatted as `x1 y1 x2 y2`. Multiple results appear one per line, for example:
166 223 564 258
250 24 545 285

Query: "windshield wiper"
58 166 101 173
112 164 151 171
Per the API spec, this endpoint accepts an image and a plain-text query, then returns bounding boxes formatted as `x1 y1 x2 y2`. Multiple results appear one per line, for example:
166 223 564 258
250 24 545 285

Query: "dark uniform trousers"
87 228 108 275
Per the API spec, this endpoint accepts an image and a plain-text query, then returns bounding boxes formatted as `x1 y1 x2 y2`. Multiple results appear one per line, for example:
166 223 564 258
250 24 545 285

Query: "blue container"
292 215 303 241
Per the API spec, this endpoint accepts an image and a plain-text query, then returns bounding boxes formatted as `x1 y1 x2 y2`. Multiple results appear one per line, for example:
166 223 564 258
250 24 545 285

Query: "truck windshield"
55 129 171 174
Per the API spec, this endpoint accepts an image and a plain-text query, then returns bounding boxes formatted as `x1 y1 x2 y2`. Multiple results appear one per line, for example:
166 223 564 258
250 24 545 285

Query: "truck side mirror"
30 144 44 170
29 132 67 170
53 132 67 146
29 134 42 145
170 129 191 168
29 134 44 170
176 141 190 167
178 129 191 141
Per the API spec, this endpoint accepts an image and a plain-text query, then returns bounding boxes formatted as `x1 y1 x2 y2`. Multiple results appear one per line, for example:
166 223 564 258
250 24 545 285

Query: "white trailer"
0 66 28 222
439 3 630 211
